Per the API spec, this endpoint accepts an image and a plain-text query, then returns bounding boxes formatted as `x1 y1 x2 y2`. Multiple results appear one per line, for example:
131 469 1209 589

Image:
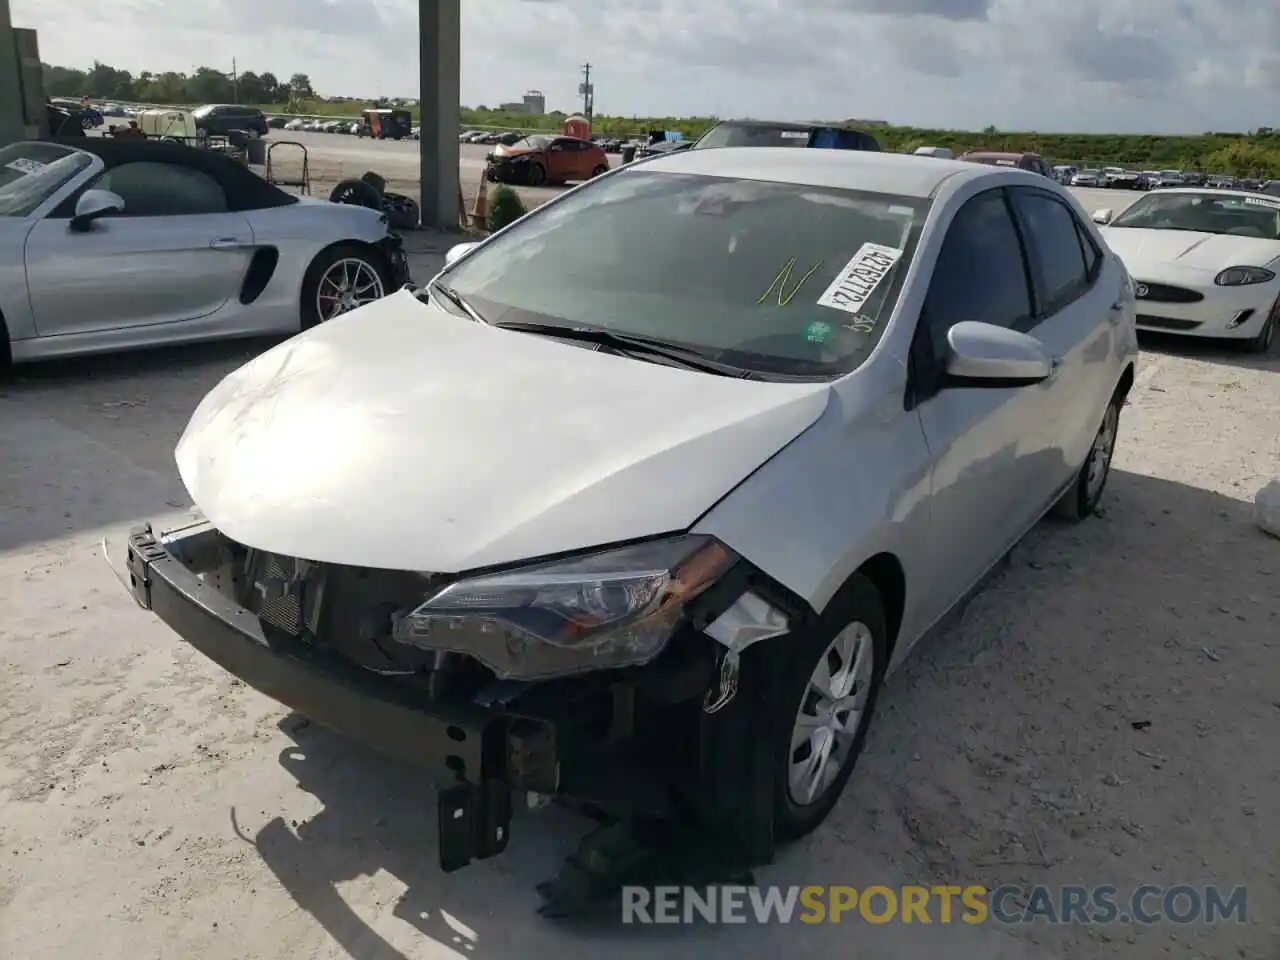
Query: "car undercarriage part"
265 140 311 195
124 519 807 900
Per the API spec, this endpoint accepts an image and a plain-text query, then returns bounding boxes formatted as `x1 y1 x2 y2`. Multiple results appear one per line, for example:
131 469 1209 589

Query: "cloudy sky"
12 0 1279 133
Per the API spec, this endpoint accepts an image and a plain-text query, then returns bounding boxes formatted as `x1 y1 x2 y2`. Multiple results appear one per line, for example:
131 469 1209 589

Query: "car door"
1007 185 1122 490
24 159 256 336
546 139 582 181
910 187 1062 614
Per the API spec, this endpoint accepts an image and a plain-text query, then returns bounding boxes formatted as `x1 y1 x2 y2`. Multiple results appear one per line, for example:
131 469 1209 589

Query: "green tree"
288 73 315 97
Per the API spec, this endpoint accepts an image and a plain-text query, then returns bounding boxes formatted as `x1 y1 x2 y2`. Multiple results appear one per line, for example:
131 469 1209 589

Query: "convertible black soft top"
46 136 298 212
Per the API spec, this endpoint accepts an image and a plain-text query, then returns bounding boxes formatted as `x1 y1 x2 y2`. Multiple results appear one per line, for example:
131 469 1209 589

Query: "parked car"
1262 181 1280 197
0 138 409 368
1072 170 1104 187
1093 188 1280 352
107 147 1137 881
191 104 269 138
267 116 288 129
1104 171 1149 191
486 135 609 186
960 151 1053 178
692 119 881 151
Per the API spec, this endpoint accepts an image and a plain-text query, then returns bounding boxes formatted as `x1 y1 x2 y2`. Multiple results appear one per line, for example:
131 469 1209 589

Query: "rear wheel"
300 244 390 330
1053 393 1121 521
591 164 609 178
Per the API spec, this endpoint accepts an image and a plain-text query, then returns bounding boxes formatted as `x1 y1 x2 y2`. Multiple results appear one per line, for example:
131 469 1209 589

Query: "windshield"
440 170 928 378
1109 191 1280 238
695 124 811 149
513 136 550 150
0 143 93 217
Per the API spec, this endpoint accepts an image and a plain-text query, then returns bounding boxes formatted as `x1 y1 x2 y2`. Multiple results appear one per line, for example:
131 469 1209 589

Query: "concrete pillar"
0 0 26 147
418 0 461 230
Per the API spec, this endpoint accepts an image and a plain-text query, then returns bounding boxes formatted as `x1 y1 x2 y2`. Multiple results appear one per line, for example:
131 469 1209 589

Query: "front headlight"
391 535 737 680
1215 266 1276 286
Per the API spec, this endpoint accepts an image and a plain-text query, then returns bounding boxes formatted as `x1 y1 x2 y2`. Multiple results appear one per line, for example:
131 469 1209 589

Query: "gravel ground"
1 308 1277 958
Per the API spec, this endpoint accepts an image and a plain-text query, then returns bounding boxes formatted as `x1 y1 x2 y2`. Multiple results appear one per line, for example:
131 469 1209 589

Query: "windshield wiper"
491 320 756 378
429 280 487 324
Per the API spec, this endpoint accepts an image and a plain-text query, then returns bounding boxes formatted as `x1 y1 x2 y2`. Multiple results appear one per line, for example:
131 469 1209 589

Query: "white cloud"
10 0 1275 132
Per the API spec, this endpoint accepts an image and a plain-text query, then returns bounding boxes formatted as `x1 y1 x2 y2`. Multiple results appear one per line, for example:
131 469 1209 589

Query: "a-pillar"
419 0 461 230
0 0 25 147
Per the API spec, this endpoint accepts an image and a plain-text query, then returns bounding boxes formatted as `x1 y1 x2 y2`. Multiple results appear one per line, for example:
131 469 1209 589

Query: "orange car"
485 135 610 187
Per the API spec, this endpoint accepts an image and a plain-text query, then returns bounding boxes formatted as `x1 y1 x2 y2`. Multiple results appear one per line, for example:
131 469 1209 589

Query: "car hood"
1101 227 1280 272
491 144 538 158
175 291 831 572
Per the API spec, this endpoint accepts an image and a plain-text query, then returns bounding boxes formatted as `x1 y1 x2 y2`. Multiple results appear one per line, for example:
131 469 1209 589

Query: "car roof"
962 151 1040 160
635 146 991 199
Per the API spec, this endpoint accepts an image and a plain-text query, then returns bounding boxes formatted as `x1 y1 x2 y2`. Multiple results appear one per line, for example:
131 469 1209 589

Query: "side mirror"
70 189 124 231
944 321 1053 386
1091 208 1113 225
444 241 479 266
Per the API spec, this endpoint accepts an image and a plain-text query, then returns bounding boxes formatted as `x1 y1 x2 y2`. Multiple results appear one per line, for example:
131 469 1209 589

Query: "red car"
486 135 610 187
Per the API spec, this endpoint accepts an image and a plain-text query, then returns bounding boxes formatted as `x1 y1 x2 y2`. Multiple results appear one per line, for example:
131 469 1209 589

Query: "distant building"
523 89 546 114
498 101 524 112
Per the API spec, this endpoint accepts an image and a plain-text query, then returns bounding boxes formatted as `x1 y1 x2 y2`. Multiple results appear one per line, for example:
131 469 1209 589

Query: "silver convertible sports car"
0 138 410 367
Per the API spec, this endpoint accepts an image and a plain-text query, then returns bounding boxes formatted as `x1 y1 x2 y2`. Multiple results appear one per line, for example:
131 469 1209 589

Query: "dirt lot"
1 323 1277 959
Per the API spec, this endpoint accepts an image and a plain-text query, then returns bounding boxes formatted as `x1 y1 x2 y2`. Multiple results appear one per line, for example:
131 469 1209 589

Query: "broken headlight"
391 535 736 680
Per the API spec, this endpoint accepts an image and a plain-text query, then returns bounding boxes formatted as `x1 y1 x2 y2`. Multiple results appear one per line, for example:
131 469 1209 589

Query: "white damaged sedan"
1092 188 1280 352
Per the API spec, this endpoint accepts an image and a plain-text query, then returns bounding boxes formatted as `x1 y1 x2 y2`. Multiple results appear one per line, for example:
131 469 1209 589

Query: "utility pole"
231 57 238 103
579 61 593 130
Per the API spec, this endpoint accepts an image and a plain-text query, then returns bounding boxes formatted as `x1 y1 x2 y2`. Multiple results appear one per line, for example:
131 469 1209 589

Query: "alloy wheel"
316 258 385 321
787 621 876 807
1086 402 1119 501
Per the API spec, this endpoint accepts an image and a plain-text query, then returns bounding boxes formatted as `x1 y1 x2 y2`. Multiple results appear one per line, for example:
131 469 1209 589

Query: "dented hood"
175 291 831 572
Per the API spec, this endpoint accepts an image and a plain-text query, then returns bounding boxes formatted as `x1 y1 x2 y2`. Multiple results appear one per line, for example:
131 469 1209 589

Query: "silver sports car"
0 138 411 367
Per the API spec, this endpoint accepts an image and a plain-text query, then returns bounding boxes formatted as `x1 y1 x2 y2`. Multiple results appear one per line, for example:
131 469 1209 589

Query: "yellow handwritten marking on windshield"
757 257 825 306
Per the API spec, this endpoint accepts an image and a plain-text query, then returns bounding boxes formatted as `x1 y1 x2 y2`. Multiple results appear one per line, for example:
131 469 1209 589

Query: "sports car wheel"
1247 302 1276 354
526 162 547 186
300 245 390 329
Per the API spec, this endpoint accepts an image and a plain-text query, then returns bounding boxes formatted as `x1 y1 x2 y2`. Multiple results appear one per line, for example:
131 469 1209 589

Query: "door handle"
209 237 248 250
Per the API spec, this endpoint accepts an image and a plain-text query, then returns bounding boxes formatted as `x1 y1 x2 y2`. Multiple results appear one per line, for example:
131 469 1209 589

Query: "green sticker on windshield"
805 320 835 343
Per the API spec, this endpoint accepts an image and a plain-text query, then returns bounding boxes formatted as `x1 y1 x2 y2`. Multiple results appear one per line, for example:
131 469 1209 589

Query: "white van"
913 146 954 159
135 109 198 140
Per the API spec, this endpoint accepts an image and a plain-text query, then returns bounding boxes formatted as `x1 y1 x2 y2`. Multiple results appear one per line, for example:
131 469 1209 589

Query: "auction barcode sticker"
5 158 45 175
1244 197 1280 207
816 243 903 315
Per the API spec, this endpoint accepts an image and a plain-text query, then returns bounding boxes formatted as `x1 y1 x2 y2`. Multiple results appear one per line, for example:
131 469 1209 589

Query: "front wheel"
526 162 547 186
1053 393 1121 521
300 244 391 330
590 164 609 178
769 574 888 841
1247 303 1276 354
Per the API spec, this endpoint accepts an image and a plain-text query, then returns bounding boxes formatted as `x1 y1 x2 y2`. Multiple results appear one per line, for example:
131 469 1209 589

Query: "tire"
590 164 609 178
764 574 888 842
328 178 382 209
1052 392 1121 521
299 244 391 330
1246 303 1276 354
526 162 547 187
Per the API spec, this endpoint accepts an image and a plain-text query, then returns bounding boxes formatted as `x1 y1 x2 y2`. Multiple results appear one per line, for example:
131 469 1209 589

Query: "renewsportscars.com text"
621 884 1248 925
